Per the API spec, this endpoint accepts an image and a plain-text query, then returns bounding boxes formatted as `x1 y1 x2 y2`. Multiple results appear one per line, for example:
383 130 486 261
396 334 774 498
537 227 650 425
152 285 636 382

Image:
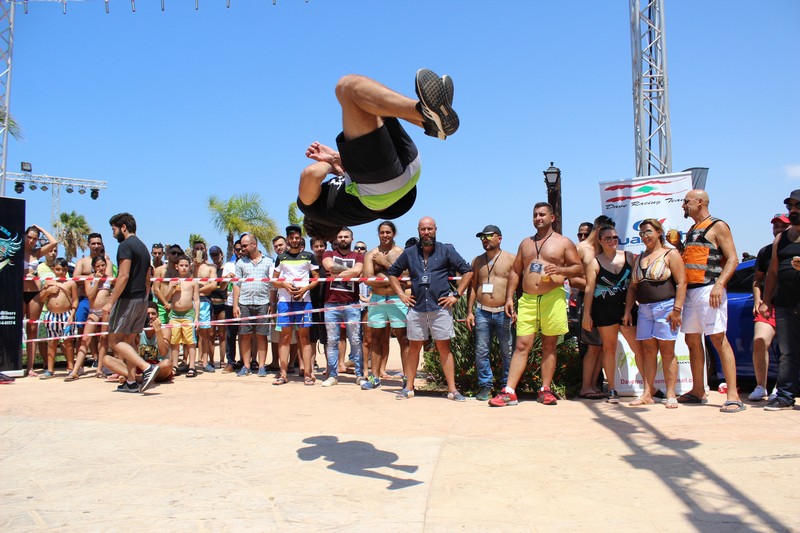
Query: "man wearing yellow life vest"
677 190 744 412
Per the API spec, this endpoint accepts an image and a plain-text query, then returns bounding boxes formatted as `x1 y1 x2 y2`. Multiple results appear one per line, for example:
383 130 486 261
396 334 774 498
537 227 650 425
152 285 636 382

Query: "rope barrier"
25 275 462 283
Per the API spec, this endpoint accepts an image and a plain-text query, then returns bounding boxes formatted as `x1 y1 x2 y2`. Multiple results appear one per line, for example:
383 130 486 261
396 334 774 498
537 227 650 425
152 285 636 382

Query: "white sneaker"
321 377 338 387
768 387 778 402
748 386 767 401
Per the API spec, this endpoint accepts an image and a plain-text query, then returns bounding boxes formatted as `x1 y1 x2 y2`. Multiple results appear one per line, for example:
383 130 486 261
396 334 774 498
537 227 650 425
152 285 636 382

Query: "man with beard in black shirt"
760 190 800 410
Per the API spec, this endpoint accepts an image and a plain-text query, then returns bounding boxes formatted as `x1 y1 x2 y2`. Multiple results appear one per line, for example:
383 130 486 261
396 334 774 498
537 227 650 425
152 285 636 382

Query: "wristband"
673 307 682 313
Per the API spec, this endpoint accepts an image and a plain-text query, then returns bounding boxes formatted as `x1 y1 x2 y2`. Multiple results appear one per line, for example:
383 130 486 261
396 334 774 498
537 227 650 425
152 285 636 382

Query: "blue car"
706 259 780 384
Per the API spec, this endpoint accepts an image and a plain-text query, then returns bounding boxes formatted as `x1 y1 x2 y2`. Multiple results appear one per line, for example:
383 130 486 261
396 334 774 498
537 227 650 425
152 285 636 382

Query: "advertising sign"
0 197 25 373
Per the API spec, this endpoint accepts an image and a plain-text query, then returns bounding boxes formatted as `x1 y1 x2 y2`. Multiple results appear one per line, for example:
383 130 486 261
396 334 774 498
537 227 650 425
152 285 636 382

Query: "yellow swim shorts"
516 287 568 337
170 318 195 346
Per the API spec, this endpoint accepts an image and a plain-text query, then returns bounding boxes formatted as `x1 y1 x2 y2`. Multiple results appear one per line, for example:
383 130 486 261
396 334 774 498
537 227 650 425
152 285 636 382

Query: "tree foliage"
287 202 305 236
207 193 278 257
0 104 23 141
54 211 91 262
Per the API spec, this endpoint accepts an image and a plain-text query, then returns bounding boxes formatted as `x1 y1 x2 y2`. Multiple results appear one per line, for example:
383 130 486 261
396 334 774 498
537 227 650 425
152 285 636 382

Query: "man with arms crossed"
361 221 409 390
465 225 516 401
103 213 159 393
387 216 472 401
489 202 582 407
678 190 743 412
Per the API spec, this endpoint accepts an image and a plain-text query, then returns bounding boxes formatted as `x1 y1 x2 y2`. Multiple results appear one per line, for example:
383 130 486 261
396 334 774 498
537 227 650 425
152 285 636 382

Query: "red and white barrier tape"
25 275 462 283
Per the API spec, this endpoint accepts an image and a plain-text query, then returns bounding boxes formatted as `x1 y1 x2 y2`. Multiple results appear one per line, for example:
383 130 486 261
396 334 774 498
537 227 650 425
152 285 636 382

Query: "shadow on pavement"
585 402 788 530
297 435 422 490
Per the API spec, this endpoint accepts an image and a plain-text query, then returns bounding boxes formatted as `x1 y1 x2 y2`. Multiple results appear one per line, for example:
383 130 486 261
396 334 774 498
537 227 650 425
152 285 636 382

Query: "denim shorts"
636 298 678 341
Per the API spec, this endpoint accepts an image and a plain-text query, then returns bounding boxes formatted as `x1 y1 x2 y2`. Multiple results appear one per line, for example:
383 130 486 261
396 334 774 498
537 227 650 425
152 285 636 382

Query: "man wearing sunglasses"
679 190 743 412
153 244 184 324
759 190 800 411
465 225 516 401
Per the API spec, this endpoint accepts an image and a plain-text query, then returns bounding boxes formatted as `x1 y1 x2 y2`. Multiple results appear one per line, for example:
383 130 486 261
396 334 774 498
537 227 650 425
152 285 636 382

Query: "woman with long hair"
22 224 58 376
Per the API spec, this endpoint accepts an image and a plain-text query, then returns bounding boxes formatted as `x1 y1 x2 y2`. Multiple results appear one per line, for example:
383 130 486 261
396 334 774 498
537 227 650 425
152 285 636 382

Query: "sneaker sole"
442 74 454 104
489 399 518 407
415 68 459 138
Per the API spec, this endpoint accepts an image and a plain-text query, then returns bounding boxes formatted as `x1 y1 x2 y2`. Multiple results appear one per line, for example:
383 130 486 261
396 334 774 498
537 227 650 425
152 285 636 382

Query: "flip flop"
304 377 315 386
719 400 746 413
579 392 606 400
185 368 197 378
665 398 679 409
273 376 288 386
677 393 708 404
629 397 655 407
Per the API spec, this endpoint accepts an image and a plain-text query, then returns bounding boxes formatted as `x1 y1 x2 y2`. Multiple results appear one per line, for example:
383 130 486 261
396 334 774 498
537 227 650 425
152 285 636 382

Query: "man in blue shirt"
387 217 472 401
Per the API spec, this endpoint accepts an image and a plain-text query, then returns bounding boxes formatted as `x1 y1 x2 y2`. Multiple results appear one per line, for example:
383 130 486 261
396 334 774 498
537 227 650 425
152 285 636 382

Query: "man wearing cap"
272 225 320 385
759 190 800 410
387 216 473 401
465 225 516 401
298 69 459 242
749 214 790 400
679 189 743 412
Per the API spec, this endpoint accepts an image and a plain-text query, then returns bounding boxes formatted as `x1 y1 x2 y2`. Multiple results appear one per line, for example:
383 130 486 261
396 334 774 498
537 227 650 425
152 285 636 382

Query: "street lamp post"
543 162 562 235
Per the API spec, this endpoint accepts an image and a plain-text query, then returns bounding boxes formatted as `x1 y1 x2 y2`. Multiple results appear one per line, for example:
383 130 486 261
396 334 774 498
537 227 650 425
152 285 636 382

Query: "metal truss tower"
630 0 672 177
7 171 107 228
0 0 16 197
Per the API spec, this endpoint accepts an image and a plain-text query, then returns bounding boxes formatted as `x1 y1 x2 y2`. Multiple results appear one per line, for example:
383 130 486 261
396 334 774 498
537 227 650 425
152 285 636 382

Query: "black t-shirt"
774 230 800 308
755 243 772 274
117 235 150 299
296 176 416 227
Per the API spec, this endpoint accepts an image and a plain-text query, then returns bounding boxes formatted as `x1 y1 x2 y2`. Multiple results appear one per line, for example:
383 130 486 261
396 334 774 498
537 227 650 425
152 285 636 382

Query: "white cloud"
784 164 800 180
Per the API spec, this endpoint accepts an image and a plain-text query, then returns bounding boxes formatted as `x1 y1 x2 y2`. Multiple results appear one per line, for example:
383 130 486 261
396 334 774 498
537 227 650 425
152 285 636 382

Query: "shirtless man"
72 233 113 362
465 225 516 401
361 221 409 390
151 243 165 269
191 240 218 372
208 245 228 371
153 244 183 324
489 202 583 407
166 255 200 377
39 258 78 379
679 189 743 412
70 255 114 380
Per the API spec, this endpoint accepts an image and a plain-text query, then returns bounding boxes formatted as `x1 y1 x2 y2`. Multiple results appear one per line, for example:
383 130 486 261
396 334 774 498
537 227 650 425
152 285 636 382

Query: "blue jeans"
474 307 514 388
325 304 363 378
775 307 800 402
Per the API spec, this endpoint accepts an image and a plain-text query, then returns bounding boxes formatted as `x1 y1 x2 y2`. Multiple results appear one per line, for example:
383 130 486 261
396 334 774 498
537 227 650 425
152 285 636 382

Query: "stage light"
21 162 32 172
79 188 86 195
29 184 37 191
14 181 24 194
90 188 99 200
66 186 74 193
40 185 48 191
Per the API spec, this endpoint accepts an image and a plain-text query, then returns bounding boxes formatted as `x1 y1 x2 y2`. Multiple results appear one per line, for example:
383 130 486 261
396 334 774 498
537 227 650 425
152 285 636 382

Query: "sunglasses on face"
478 233 495 241
577 232 589 238
638 230 655 237
169 251 181 255
786 202 800 210
603 236 619 242
354 246 367 251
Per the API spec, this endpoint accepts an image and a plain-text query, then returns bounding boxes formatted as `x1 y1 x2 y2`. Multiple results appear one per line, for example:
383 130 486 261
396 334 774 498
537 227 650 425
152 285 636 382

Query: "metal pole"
0 1 16 197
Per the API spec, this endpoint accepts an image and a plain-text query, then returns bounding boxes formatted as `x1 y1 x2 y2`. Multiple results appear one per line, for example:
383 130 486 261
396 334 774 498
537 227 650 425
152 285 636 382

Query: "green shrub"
421 297 582 398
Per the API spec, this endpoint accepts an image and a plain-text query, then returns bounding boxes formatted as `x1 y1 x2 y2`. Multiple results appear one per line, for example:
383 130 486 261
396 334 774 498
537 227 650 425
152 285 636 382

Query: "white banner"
599 172 694 254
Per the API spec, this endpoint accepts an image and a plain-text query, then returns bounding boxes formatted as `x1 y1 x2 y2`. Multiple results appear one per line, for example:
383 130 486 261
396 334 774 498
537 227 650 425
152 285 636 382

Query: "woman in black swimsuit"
583 224 638 404
23 224 59 377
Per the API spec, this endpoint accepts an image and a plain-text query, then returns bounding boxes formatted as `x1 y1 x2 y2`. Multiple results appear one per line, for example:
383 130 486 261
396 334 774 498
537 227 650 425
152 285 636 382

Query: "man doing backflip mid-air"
297 68 458 241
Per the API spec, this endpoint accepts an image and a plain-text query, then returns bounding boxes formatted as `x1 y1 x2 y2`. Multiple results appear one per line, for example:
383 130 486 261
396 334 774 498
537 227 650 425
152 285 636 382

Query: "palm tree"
188 233 206 251
288 202 305 236
207 193 278 257
1 104 23 140
54 211 91 262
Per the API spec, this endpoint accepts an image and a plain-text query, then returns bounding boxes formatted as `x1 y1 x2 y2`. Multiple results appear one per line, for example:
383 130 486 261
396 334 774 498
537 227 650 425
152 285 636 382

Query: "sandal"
629 397 655 407
64 372 79 382
185 368 197 378
665 398 679 409
273 376 288 386
304 376 316 386
95 372 105 379
719 400 746 413
105 374 121 383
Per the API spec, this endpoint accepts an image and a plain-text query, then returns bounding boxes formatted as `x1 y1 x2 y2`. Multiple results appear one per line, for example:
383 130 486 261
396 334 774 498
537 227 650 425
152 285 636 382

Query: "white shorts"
681 285 727 335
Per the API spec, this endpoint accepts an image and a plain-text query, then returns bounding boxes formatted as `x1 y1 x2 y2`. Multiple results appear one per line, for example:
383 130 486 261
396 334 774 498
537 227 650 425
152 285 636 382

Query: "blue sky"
6 0 799 263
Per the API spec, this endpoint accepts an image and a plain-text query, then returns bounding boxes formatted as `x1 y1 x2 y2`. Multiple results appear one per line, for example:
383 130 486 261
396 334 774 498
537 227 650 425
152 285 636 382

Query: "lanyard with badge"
529 231 552 275
482 252 501 294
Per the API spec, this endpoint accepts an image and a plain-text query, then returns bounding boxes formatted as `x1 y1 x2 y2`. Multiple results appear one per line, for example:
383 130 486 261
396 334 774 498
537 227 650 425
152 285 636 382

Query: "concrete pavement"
1 349 798 532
